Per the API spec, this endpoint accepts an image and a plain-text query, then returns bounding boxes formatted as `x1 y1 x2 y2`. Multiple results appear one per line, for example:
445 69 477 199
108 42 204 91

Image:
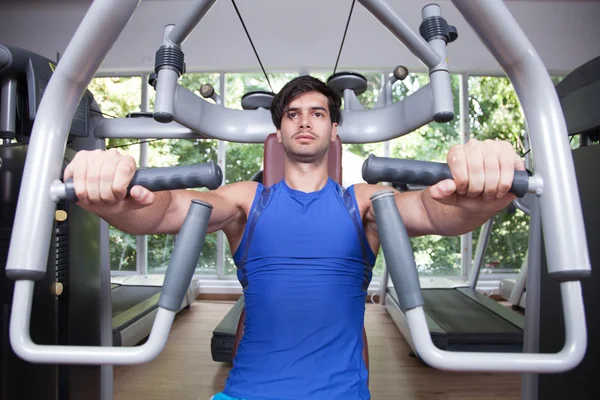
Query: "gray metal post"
216 73 226 278
1 76 17 143
522 196 542 400
100 220 113 400
421 4 454 122
459 73 472 279
153 25 178 123
469 217 494 289
378 139 391 305
137 73 150 275
524 121 532 171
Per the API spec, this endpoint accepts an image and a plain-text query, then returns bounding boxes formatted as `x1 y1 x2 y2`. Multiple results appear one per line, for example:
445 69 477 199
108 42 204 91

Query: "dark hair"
270 75 342 129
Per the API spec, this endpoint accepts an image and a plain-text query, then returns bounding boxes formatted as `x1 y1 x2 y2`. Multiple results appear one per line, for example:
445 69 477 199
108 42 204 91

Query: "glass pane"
388 73 463 276
147 234 173 273
468 75 530 275
109 226 137 272
145 73 222 274
88 76 142 272
472 210 530 275
88 76 142 118
338 72 385 188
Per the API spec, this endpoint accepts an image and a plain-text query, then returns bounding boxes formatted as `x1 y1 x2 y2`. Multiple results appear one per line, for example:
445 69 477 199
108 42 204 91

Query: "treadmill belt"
211 296 244 363
421 289 522 334
111 285 161 330
111 285 161 316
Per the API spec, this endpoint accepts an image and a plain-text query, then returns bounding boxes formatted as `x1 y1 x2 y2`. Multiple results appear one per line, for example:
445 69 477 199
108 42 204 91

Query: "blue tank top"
223 178 377 400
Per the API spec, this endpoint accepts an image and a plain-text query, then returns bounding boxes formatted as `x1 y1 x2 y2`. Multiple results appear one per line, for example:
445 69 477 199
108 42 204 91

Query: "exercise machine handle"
362 154 532 197
370 188 587 373
59 160 223 202
370 191 423 310
9 198 213 365
158 200 212 312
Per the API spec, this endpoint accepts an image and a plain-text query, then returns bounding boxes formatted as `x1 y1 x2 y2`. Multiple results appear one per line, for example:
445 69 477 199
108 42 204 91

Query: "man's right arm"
64 148 255 236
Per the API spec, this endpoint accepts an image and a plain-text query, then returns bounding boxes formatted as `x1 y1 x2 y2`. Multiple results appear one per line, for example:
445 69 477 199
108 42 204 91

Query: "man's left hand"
428 138 526 214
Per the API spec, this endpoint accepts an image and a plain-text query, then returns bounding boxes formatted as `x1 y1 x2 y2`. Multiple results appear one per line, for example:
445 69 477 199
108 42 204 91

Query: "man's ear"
331 123 338 142
276 129 282 143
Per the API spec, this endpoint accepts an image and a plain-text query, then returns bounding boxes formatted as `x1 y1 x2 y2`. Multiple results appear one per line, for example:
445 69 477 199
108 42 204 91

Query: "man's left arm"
361 139 526 238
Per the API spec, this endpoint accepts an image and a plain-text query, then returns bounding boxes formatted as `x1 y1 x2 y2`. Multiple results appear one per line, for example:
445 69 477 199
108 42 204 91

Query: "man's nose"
300 115 311 129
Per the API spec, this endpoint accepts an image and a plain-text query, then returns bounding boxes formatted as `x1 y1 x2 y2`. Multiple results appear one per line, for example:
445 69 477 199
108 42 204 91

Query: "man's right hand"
63 148 154 208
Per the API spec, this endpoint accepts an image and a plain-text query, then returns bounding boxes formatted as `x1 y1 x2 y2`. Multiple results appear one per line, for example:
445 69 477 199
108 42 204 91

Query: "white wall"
1 0 599 76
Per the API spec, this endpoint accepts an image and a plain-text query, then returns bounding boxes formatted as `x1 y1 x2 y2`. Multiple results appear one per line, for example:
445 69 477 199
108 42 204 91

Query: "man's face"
277 91 338 164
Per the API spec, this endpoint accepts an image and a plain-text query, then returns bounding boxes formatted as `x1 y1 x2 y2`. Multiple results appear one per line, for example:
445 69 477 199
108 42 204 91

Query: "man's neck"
283 158 329 193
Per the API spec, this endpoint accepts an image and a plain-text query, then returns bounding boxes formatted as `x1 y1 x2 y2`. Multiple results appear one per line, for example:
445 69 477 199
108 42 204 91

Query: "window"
92 69 546 283
147 73 222 274
468 76 529 274
389 73 463 276
88 76 142 272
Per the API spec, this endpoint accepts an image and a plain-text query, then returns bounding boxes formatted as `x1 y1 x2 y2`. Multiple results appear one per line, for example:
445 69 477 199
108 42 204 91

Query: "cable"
333 0 356 76
107 138 163 150
231 0 273 93
88 109 163 150
89 108 119 120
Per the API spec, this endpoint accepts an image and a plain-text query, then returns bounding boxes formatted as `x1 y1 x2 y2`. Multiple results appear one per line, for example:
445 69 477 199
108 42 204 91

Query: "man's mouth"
294 133 316 140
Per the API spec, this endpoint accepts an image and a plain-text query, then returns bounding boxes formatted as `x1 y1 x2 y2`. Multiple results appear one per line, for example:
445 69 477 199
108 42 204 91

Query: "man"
65 76 524 400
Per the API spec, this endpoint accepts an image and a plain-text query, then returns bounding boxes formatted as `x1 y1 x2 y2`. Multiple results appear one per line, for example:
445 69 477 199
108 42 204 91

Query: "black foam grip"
362 154 529 198
64 160 223 202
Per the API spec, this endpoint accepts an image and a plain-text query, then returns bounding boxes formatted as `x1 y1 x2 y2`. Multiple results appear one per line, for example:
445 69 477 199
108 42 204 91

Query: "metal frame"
3 0 589 374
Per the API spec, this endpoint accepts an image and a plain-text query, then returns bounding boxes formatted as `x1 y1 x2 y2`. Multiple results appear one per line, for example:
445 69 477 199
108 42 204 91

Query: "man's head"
270 76 342 164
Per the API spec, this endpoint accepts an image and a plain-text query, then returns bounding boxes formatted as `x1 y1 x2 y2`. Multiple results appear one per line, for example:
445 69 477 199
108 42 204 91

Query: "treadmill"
211 296 244 362
384 209 525 354
111 275 197 346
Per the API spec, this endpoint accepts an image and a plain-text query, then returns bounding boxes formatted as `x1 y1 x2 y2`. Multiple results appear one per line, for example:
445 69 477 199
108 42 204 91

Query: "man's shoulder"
351 182 391 200
215 180 259 205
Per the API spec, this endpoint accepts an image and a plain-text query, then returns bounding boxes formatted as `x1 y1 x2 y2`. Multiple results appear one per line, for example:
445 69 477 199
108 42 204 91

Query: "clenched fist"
428 139 525 213
63 148 155 207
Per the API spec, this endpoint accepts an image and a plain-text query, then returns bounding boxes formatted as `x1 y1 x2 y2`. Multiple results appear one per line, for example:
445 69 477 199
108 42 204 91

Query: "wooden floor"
114 301 520 400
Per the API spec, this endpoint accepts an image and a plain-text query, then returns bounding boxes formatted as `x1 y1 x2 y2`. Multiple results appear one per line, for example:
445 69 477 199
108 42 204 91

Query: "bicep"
155 185 245 235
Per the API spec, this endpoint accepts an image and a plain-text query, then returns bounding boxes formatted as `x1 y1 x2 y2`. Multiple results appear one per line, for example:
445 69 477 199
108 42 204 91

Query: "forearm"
82 191 173 235
419 188 495 237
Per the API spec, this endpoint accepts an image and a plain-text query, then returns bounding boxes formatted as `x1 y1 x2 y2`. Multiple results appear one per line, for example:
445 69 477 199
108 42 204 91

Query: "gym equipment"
524 55 600 400
327 71 368 111
241 91 275 110
3 0 589 388
105 161 222 347
1 44 222 399
365 156 532 353
0 44 105 400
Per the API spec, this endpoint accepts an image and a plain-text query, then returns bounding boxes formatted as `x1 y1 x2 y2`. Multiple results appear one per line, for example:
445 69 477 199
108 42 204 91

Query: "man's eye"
288 112 297 118
314 112 323 117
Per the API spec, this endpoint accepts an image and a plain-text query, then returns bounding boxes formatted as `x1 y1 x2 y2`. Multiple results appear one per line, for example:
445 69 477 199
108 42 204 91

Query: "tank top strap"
338 184 377 290
234 183 274 289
